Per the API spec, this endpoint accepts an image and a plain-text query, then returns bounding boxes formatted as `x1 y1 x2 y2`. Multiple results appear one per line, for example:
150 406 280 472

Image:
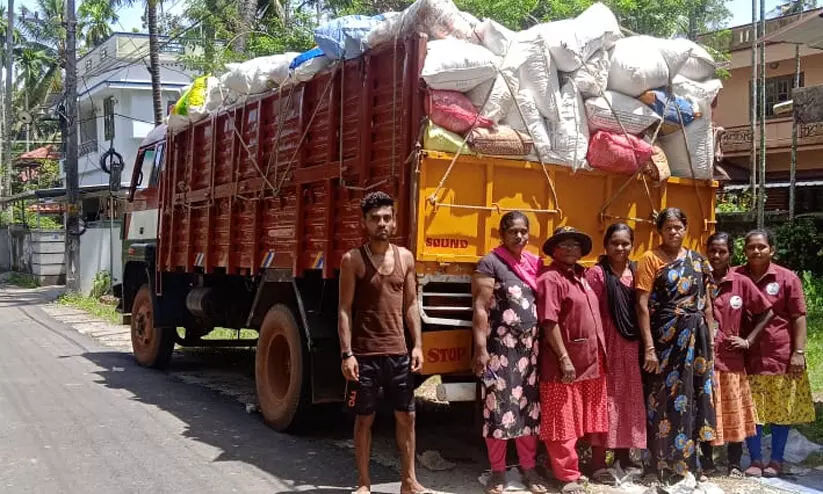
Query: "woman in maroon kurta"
536 226 608 494
585 223 646 482
701 232 773 477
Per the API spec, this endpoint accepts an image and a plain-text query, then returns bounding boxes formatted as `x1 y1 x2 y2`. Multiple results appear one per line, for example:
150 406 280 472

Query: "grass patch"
5 272 40 288
203 328 258 340
175 327 258 340
808 315 823 396
57 292 121 325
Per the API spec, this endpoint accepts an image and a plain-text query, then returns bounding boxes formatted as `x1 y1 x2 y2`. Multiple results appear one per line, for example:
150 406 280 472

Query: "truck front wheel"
256 304 310 432
130 284 175 369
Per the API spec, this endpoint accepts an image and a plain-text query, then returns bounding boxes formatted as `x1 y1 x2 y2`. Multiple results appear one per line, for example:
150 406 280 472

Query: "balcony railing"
79 139 98 157
720 120 823 154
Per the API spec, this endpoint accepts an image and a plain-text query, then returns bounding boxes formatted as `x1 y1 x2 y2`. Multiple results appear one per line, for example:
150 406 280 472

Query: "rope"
274 74 337 196
426 35 561 216
263 84 297 193
338 60 347 187
672 94 708 226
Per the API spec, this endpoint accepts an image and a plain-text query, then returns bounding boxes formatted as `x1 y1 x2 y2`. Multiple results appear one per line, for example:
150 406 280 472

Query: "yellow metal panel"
417 151 717 266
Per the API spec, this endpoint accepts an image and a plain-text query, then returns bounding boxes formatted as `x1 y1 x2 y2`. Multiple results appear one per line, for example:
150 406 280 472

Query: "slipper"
484 471 505 494
560 481 586 494
762 461 783 478
591 468 616 485
522 468 548 493
744 461 763 478
729 466 744 479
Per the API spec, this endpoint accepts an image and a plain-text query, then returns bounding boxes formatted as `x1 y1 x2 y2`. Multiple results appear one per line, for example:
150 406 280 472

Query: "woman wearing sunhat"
536 226 608 494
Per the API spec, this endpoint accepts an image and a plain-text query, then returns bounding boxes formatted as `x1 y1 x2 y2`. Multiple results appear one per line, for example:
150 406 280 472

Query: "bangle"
793 349 806 355
559 353 570 362
645 346 656 353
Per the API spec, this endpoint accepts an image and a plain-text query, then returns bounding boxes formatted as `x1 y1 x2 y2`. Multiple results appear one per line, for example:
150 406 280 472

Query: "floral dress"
477 253 541 439
641 250 717 475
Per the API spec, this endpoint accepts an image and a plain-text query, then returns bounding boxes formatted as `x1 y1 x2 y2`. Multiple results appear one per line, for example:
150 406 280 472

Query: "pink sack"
426 90 494 134
587 130 653 175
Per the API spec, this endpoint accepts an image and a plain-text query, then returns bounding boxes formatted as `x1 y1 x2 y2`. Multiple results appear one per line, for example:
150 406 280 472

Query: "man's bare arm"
338 250 357 354
401 248 421 349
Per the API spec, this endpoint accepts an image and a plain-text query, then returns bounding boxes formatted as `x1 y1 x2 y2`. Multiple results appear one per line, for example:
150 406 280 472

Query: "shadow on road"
81 350 400 493
0 285 64 308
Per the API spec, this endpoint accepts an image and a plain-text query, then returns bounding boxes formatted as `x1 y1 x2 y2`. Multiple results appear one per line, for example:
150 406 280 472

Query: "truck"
121 33 718 432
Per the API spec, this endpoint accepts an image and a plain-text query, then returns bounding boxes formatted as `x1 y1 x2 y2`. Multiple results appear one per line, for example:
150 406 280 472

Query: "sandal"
744 461 763 477
522 468 548 493
591 468 616 485
560 481 586 494
485 471 505 494
729 466 744 479
762 461 783 478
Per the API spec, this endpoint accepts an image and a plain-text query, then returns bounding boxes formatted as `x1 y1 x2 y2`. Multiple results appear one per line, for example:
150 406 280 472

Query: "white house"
59 33 197 295
68 32 197 187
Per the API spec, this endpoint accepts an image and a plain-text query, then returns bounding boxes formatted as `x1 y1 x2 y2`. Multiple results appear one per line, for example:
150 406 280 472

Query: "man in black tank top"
338 191 429 494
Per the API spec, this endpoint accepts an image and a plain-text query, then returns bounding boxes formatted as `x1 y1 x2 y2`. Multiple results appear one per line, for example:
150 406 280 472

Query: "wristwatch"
340 351 354 360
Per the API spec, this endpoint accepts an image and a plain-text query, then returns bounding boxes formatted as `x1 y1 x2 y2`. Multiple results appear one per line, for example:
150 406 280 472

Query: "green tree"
78 0 118 48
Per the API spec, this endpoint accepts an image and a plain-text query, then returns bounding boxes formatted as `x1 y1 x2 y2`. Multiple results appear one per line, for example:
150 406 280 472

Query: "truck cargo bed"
158 36 426 279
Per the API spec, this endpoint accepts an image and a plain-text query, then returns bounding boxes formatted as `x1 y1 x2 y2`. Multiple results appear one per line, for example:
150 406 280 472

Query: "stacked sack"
165 0 721 181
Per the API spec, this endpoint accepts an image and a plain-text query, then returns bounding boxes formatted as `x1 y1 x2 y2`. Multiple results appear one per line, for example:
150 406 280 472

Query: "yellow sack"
423 121 473 156
172 75 210 117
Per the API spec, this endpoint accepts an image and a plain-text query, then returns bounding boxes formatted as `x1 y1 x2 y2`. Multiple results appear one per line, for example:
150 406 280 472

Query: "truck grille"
418 276 472 329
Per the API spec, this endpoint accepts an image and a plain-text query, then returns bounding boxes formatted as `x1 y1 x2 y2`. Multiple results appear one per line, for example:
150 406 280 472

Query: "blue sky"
16 0 795 34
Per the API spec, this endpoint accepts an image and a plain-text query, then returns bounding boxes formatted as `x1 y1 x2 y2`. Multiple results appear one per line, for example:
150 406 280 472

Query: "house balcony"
720 117 823 156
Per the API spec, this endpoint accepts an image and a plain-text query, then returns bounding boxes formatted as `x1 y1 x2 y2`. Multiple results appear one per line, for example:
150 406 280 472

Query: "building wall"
716 51 823 130
76 86 183 187
79 222 122 296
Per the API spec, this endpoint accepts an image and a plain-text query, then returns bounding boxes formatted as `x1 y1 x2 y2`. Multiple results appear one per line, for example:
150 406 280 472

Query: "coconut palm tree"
769 0 818 17
78 0 118 48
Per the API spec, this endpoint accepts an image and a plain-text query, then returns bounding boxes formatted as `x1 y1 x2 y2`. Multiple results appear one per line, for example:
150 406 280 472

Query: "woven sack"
468 126 533 156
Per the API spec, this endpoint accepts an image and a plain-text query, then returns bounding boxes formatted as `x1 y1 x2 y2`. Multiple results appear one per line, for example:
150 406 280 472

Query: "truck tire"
130 284 175 369
256 304 310 432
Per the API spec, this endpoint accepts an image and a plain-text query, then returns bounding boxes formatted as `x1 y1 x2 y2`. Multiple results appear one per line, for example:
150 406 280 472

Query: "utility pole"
5 0 14 202
789 44 800 221
750 0 758 207
65 0 81 292
757 0 767 228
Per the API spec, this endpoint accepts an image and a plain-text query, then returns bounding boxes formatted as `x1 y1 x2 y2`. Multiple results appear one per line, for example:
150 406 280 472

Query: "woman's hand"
643 346 661 374
473 348 490 377
559 354 576 383
789 351 806 377
727 336 750 352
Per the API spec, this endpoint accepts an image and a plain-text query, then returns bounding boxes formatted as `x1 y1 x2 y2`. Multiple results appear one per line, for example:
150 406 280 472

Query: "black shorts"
346 354 415 416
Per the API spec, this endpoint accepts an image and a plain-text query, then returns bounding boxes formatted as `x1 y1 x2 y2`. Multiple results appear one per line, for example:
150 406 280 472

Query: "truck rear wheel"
130 284 175 369
256 304 310 432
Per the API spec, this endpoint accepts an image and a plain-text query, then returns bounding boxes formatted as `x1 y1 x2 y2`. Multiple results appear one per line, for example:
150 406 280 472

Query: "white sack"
607 36 671 97
517 36 561 120
674 39 717 81
585 91 663 135
522 3 621 73
466 78 494 109
671 76 723 111
507 90 552 161
659 76 723 180
365 0 479 48
290 54 332 83
474 18 516 57
422 39 499 91
548 81 589 170
467 38 529 122
657 116 712 180
226 53 300 94
568 50 610 99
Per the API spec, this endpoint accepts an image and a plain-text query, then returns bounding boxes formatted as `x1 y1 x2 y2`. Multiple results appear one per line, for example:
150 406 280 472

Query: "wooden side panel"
158 35 426 278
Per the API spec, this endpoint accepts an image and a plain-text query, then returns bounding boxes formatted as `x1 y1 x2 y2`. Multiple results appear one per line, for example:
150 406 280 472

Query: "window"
150 143 165 187
104 97 115 141
752 73 805 118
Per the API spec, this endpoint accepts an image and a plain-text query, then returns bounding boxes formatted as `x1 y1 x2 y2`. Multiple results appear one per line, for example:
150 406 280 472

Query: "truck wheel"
131 284 175 369
256 304 310 432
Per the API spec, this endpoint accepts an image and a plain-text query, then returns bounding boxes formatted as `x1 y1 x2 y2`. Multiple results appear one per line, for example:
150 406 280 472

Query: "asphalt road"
0 288 399 494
